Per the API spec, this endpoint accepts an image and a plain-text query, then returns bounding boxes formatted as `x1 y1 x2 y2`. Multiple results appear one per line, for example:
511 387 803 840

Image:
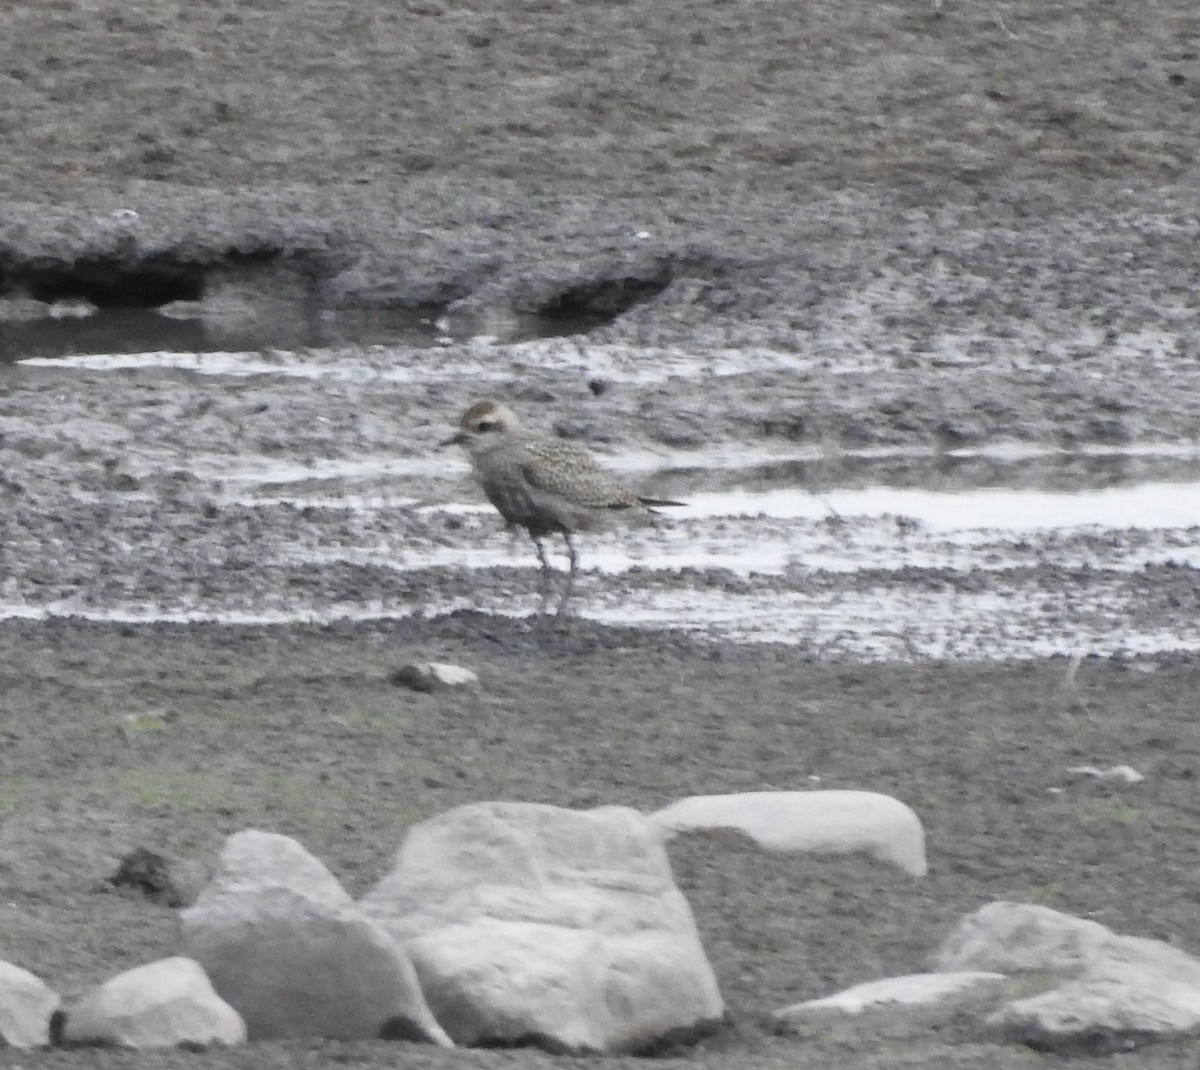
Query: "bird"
441 400 684 619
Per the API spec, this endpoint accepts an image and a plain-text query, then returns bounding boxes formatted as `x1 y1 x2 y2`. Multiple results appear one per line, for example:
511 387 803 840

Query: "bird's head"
440 400 522 448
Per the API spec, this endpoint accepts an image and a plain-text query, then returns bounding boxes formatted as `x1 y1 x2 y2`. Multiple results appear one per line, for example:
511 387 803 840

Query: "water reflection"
672 480 1200 532
656 451 1200 497
0 307 440 362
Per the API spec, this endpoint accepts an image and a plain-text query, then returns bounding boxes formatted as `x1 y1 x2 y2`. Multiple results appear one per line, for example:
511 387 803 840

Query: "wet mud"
2 345 1198 659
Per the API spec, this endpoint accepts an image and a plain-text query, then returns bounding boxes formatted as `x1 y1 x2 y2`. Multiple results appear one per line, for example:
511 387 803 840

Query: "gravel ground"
0 617 1199 1070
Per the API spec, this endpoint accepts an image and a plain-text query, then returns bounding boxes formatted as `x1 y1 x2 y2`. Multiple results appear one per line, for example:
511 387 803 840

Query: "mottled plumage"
442 400 683 618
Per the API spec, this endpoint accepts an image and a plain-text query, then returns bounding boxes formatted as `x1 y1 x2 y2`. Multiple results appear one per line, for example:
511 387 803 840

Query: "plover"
442 400 683 619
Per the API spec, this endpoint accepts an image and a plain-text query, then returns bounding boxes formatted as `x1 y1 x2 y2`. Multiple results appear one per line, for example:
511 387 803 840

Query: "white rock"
60 957 244 1049
935 901 1200 1050
1066 764 1144 784
933 900 1111 974
993 948 1200 1049
181 829 451 1045
0 296 50 323
359 801 725 1053
426 662 479 687
0 960 59 1047
777 971 1007 1018
391 661 480 692
48 299 97 319
650 790 927 876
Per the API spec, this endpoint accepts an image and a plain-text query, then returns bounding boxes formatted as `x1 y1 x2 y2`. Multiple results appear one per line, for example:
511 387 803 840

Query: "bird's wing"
518 439 641 509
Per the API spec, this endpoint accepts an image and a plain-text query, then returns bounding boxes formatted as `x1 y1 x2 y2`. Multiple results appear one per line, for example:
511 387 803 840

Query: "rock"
0 960 60 1047
775 971 1007 1023
389 661 480 692
57 956 244 1049
649 790 927 876
48 299 97 319
359 801 725 1053
1065 764 1144 784
934 901 1200 1052
181 829 451 1045
0 296 49 322
933 900 1111 975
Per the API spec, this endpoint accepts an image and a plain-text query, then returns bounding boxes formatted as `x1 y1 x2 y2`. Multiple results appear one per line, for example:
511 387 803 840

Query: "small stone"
1065 764 1144 784
389 662 480 693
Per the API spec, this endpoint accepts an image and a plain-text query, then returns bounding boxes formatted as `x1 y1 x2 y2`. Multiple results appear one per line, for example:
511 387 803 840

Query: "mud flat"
2 0 1200 1066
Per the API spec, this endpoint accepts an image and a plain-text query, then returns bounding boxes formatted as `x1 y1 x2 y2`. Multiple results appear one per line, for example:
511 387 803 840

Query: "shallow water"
4 341 1200 659
0 307 440 361
6 449 1198 659
678 480 1200 532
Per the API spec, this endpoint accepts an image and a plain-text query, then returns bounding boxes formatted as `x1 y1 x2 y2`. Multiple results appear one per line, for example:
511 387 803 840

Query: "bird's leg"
556 533 579 620
531 535 554 615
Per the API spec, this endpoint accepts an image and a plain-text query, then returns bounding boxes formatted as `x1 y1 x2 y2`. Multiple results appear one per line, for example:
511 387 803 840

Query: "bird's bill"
439 431 468 448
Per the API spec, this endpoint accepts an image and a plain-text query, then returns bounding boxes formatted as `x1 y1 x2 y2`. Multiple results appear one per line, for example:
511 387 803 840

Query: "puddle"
676 480 1200 532
583 585 1200 659
197 434 1200 493
2 560 1194 661
8 589 1196 663
203 444 1200 539
0 307 441 362
3 335 1200 659
6 456 1194 661
652 446 1200 494
277 481 1200 577
16 348 453 382
11 339 854 384
142 441 1200 660
9 313 1192 391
